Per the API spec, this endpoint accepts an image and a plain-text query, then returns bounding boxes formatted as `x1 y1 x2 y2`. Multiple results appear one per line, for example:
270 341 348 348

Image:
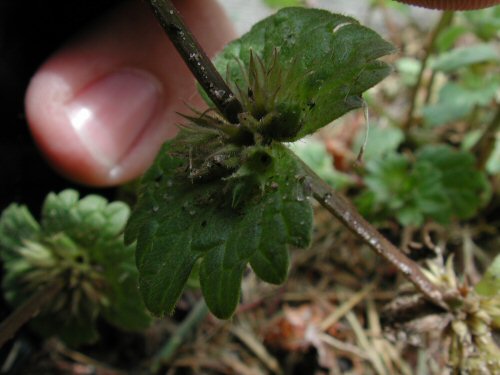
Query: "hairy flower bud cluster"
422 256 500 372
172 50 297 204
9 235 108 317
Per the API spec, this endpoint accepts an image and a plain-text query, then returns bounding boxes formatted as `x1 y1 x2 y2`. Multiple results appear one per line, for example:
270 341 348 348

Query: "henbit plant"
127 1 451 321
354 6 498 228
381 253 500 373
356 144 489 227
430 255 500 372
0 190 151 347
0 1 497 371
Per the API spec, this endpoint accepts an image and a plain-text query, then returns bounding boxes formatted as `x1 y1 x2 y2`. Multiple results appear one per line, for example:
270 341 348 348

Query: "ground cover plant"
0 190 151 347
0 0 499 373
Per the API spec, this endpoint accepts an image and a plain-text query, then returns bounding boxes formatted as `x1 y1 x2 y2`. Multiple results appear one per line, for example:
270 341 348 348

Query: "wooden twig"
300 161 448 309
147 0 243 123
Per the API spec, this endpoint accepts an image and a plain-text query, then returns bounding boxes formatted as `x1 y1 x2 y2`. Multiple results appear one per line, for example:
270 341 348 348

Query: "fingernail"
66 69 161 173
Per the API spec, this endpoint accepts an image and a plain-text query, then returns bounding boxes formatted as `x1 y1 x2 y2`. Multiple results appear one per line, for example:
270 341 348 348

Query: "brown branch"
147 0 243 123
300 160 449 310
0 280 64 349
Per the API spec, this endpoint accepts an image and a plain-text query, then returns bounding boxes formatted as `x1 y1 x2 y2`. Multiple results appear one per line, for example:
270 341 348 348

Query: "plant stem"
0 280 63 349
472 105 500 169
403 11 454 130
147 0 243 123
147 0 449 311
300 161 448 309
151 299 209 372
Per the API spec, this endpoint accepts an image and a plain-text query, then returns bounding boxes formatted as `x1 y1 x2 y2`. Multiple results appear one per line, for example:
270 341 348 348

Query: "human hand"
394 0 500 10
25 0 234 186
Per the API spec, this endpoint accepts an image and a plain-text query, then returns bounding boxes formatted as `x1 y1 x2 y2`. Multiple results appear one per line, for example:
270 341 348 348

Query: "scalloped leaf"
126 141 312 319
210 7 395 140
357 146 489 226
128 7 394 319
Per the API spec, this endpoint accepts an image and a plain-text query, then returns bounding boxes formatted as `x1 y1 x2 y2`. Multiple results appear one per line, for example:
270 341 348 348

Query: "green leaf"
435 25 468 52
0 190 151 346
364 153 412 208
288 140 355 190
129 7 392 319
475 254 500 297
211 7 395 141
354 125 405 161
357 146 488 226
409 161 449 224
464 7 500 41
0 204 40 261
264 0 304 8
422 76 500 127
126 140 313 319
431 43 499 72
92 239 152 332
374 0 411 14
416 145 488 220
486 135 500 175
395 57 422 86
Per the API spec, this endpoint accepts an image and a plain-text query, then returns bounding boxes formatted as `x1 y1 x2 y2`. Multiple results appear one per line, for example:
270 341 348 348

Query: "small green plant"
400 254 500 372
422 43 499 127
126 7 396 319
0 190 151 346
356 145 489 226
